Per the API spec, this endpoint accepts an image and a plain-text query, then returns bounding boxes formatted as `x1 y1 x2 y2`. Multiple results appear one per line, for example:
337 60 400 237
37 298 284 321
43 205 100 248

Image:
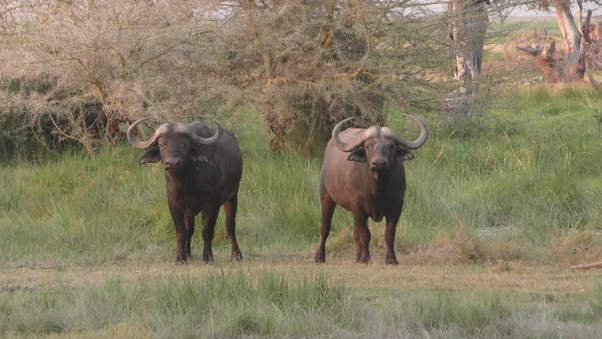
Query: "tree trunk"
445 0 489 120
553 0 584 82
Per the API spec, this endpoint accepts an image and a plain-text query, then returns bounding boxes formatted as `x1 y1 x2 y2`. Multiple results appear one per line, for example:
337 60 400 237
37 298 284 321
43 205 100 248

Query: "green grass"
0 272 352 338
488 17 560 45
0 266 601 339
2 85 602 337
1 270 602 338
1 85 602 263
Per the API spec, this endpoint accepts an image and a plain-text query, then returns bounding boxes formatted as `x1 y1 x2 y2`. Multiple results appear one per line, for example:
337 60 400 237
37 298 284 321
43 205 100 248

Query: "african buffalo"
315 114 428 265
127 116 243 264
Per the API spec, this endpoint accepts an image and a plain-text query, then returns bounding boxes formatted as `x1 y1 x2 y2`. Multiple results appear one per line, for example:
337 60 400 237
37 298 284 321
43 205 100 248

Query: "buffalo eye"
159 144 166 150
180 142 189 148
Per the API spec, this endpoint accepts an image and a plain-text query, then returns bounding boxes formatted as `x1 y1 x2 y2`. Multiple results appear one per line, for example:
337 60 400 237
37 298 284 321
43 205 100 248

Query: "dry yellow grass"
2 256 601 295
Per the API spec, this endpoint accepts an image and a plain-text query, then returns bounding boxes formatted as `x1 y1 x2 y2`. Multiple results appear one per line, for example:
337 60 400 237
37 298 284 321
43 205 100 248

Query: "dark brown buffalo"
315 114 428 264
127 116 243 264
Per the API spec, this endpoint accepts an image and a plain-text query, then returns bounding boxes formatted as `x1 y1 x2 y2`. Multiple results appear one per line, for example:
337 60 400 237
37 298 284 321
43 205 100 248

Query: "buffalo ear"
347 148 367 163
396 147 414 161
138 147 161 164
190 147 209 162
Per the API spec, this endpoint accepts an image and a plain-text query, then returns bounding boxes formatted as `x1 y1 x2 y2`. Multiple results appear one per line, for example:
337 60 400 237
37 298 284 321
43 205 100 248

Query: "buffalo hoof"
315 249 326 263
356 255 371 264
202 256 214 265
175 259 189 265
231 250 243 262
175 252 189 264
202 248 214 264
386 251 399 265
385 258 399 265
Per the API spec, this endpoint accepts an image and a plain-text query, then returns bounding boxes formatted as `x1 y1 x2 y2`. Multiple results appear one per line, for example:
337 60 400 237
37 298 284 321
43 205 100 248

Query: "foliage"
1 85 602 266
513 0 602 84
0 0 526 155
0 0 220 152
210 0 451 154
1 270 602 338
1 82 602 338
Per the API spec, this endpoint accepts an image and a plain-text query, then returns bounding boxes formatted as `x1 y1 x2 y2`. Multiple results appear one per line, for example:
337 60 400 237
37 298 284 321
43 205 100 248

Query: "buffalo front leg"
384 211 402 265
201 204 220 264
224 193 243 261
315 193 337 263
168 202 188 264
184 211 195 259
352 207 371 263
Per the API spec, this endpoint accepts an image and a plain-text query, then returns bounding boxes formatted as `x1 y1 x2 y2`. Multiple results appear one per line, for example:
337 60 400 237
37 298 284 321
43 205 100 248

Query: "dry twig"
569 261 602 271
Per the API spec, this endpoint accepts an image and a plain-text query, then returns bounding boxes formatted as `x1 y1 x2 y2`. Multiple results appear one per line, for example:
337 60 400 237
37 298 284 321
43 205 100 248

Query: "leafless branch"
570 261 602 271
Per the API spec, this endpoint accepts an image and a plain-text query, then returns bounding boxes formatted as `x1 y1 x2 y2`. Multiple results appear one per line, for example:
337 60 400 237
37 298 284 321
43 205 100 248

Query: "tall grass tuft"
3 270 602 338
0 271 361 338
2 85 602 266
590 279 602 316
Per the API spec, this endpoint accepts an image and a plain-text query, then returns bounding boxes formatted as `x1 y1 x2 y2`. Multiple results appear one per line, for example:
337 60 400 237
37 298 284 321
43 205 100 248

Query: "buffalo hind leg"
201 204 220 264
352 207 371 263
168 202 188 264
315 193 337 263
224 193 243 261
384 211 401 265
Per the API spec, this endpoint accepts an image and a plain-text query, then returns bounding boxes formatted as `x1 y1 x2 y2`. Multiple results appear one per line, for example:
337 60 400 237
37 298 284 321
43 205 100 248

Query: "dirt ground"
2 256 601 296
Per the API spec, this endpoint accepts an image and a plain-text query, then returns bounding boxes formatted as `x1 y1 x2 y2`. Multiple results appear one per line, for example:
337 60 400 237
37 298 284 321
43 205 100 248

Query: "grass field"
2 82 602 336
2 260 602 338
484 16 560 65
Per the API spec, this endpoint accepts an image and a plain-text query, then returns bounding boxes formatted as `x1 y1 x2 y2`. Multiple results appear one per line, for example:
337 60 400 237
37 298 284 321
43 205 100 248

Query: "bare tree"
556 0 584 81
445 0 490 120
0 0 524 154
515 0 601 84
201 0 462 153
0 0 217 151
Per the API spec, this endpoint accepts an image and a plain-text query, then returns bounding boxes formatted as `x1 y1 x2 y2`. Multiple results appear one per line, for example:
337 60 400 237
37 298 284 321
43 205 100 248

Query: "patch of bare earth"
1 255 601 295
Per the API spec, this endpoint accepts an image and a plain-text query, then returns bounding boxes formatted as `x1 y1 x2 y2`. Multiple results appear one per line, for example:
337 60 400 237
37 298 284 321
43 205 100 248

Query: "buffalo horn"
381 114 428 150
177 115 224 146
127 118 170 150
333 117 362 152
332 117 379 152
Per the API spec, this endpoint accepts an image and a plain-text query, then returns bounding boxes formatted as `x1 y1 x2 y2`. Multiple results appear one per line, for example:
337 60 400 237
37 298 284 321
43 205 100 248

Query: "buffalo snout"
370 158 388 171
163 157 182 170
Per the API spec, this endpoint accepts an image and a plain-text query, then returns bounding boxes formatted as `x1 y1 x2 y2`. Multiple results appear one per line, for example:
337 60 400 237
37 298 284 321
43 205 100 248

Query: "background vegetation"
1 0 602 337
3 84 602 266
2 83 602 337
0 0 526 156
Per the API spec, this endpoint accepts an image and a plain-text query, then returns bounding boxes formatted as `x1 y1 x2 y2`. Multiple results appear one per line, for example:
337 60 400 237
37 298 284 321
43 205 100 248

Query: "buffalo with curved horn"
315 114 428 264
128 116 243 264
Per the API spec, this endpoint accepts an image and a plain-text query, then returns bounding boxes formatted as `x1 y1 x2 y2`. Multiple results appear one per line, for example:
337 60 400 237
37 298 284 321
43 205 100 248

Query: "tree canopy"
0 0 522 154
